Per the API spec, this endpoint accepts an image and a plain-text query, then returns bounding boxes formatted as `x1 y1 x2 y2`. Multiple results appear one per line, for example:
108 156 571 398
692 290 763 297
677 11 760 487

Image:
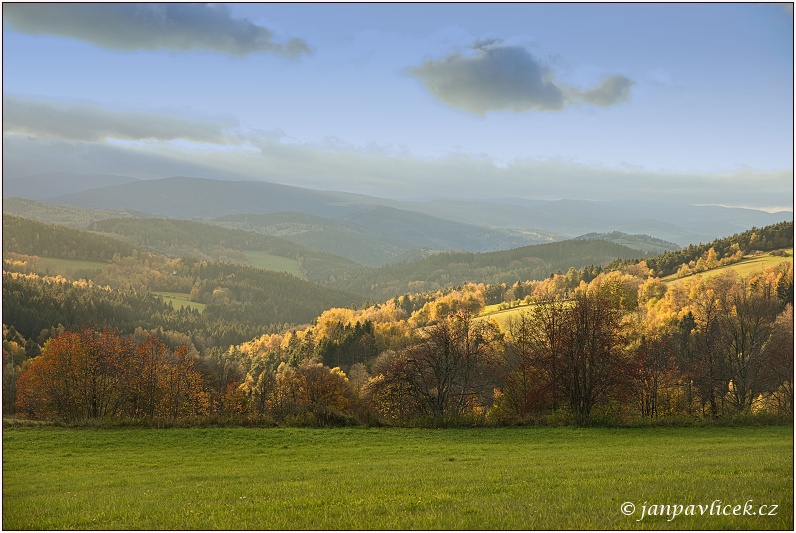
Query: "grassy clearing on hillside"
242 250 303 277
478 301 537 330
152 291 206 313
3 426 791 530
35 256 107 277
663 249 793 287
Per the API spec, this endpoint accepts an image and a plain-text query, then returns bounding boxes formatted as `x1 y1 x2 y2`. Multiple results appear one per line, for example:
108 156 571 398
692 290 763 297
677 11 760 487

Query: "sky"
2 2 794 211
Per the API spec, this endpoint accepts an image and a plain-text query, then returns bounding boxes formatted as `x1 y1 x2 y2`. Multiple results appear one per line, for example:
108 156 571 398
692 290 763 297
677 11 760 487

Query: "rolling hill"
336 238 648 300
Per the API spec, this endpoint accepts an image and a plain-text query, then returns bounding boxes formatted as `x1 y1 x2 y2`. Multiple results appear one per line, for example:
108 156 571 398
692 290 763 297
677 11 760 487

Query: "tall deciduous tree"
403 311 502 418
559 292 626 424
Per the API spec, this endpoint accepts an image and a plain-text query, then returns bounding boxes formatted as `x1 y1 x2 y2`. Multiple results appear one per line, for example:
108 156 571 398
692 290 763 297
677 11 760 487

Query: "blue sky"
2 2 793 210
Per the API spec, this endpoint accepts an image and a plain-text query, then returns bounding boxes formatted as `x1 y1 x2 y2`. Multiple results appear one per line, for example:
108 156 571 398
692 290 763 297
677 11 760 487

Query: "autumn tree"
401 311 502 419
558 292 626 424
495 298 568 419
681 277 730 417
718 277 781 413
759 305 794 414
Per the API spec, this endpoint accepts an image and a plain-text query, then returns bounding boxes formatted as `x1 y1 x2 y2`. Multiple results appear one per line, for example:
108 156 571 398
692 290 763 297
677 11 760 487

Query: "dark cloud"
410 42 564 114
2 3 310 57
2 95 236 142
410 41 633 114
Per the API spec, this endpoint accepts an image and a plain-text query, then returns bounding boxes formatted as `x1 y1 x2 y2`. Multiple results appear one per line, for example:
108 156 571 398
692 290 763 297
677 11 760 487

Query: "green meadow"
152 291 207 313
242 250 304 277
36 256 107 277
478 301 537 331
663 249 793 287
3 425 791 530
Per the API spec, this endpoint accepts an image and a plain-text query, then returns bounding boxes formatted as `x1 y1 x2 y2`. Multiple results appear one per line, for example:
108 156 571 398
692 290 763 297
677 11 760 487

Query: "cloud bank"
3 96 237 143
410 40 634 114
3 97 788 210
4 133 790 211
2 3 310 57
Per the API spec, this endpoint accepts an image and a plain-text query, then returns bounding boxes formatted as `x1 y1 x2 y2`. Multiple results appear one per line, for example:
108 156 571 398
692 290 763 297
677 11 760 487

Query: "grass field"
663 249 793 287
2 426 791 530
35 256 107 277
478 301 537 331
242 250 303 277
152 291 207 313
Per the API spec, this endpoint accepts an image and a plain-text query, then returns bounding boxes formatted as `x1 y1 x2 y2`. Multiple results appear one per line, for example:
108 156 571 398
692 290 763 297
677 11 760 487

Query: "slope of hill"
2 197 151 230
336 239 646 300
2 214 135 260
88 217 365 284
341 205 552 253
662 248 793 287
211 212 421 267
574 231 680 254
46 176 791 252
49 176 559 257
404 198 792 246
2 217 363 348
608 221 794 277
50 176 378 219
3 172 139 200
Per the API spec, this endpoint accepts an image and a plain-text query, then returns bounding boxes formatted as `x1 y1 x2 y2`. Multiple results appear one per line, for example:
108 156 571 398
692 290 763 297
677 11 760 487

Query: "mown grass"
152 291 207 313
242 250 303 277
2 426 791 530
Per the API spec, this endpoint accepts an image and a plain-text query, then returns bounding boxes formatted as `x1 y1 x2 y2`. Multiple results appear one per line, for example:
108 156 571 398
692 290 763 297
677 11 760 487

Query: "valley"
2 178 792 427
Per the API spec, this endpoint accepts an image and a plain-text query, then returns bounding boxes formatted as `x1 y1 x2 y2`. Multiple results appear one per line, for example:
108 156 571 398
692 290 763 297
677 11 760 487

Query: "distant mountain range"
3 172 140 200
3 174 791 266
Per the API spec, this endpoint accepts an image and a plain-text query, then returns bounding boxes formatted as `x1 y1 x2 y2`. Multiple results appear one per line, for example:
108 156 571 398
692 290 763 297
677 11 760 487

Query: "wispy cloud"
2 3 310 57
578 75 634 106
2 95 237 143
410 40 633 114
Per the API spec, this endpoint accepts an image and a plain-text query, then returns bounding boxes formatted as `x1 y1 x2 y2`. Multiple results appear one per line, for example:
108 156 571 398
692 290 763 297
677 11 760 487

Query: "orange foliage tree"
15 328 208 421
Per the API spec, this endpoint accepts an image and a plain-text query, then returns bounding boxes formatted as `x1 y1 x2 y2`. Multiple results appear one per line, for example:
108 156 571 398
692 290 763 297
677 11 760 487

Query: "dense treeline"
607 221 793 277
3 215 135 260
338 239 646 300
10 253 792 425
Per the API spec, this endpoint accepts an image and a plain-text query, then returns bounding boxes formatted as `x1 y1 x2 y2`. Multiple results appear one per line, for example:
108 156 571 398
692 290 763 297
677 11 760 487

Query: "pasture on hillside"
662 249 793 287
152 291 207 313
35 256 107 278
3 425 792 530
242 250 304 277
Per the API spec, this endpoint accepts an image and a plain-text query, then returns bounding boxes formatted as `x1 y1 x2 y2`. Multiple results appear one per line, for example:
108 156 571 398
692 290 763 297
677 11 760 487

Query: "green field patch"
478 301 537 331
663 249 793 287
242 250 303 277
152 291 206 313
3 426 791 530
34 256 108 277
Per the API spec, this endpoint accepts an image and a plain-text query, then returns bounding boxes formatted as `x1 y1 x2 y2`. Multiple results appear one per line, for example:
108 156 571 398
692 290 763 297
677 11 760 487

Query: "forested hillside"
574 231 680 254
2 197 148 229
608 221 794 277
90 217 364 284
339 239 647 300
4 217 793 427
213 212 442 267
3 215 135 260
